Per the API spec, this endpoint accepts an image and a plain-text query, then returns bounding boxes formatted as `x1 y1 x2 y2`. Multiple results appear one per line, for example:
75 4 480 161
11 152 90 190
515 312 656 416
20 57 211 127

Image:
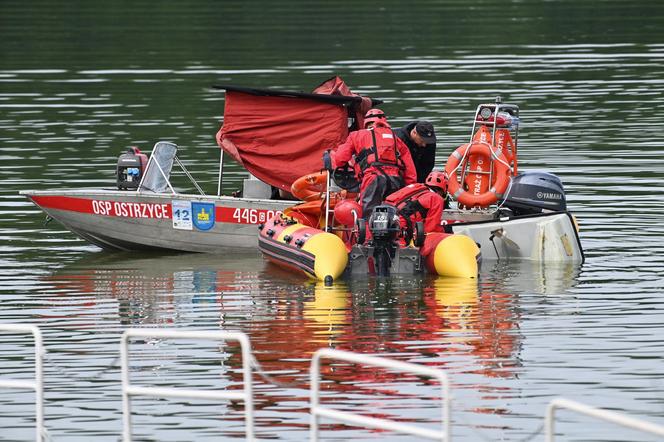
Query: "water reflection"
482 260 582 295
43 253 529 376
303 282 350 342
42 253 582 383
42 251 263 296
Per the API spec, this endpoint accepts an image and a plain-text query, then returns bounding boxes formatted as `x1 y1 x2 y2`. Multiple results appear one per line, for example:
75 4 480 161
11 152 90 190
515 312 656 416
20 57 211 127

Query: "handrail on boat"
546 397 664 441
310 348 451 441
120 328 255 441
0 324 45 442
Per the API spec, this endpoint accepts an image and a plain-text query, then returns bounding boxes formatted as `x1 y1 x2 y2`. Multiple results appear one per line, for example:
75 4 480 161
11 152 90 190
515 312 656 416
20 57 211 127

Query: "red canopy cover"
216 77 372 191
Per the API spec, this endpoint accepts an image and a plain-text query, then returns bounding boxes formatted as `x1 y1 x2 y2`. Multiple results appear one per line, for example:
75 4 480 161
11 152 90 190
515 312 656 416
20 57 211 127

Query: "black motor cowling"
116 147 148 190
500 171 567 215
367 205 401 276
368 205 401 242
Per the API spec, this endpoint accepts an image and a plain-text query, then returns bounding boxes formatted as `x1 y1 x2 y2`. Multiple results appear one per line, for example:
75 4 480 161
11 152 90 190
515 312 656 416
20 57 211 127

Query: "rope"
452 398 545 442
249 355 304 389
495 175 515 210
42 349 119 381
489 143 513 171
43 344 303 388
515 423 545 442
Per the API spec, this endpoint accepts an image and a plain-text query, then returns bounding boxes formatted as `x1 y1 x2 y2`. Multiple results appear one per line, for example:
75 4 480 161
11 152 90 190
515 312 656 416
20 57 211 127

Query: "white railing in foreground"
310 348 450 441
120 329 255 442
8 324 664 441
0 324 45 442
546 397 664 441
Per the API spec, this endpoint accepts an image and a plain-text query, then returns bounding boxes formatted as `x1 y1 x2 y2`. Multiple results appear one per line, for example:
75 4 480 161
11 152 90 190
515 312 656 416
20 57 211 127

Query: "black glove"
322 150 333 171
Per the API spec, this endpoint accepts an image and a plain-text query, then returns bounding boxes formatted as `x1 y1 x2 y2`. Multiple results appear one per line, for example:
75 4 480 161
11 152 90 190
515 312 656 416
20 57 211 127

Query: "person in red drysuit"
384 170 449 235
327 108 417 220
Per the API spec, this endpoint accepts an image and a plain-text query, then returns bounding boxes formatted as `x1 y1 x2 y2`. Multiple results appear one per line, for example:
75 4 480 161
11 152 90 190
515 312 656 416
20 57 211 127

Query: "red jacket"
385 183 445 233
331 126 417 185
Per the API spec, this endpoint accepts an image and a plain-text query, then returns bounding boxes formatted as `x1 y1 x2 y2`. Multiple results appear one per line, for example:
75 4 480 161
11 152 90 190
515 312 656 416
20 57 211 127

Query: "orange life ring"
445 142 511 208
291 171 328 201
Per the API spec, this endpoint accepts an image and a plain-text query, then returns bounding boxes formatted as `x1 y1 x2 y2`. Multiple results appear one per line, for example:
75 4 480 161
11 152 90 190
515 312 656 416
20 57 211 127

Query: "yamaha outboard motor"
368 205 401 276
501 171 567 215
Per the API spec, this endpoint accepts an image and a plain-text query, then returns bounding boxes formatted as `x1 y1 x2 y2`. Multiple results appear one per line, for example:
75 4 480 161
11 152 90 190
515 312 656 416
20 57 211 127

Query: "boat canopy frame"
137 141 206 196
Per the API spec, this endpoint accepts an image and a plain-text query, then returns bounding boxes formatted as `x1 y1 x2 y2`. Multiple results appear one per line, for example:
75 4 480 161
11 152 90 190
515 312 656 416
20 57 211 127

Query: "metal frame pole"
217 149 224 196
324 171 331 232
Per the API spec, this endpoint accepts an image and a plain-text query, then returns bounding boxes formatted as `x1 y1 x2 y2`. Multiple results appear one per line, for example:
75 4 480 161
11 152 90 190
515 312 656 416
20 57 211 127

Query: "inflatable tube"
420 232 481 278
258 213 348 283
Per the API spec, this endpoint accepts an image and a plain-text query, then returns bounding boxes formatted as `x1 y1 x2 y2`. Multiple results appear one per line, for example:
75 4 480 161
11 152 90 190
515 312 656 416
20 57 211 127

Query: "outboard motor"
501 171 567 215
116 147 148 190
368 205 401 276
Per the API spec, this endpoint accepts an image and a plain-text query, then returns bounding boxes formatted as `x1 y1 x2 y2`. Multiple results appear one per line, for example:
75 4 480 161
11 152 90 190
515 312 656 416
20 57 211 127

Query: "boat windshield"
139 141 177 193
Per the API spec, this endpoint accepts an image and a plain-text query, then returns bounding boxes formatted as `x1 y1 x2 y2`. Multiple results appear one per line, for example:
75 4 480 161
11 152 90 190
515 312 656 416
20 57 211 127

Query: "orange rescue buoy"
291 171 328 201
445 142 511 208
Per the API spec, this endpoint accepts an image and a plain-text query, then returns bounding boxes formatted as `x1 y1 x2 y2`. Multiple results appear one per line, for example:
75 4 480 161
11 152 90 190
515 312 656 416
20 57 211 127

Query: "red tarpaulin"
216 77 372 191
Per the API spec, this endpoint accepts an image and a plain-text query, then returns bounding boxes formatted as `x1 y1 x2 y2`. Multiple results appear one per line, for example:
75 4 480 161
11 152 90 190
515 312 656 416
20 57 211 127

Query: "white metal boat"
21 188 292 253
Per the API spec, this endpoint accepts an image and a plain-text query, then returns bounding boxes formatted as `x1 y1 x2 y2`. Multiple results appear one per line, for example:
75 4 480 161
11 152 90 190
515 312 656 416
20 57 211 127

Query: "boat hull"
21 189 293 253
449 211 584 263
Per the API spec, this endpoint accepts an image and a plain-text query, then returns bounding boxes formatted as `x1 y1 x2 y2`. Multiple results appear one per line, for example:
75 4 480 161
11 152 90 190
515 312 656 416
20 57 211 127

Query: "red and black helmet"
363 108 388 128
425 170 449 192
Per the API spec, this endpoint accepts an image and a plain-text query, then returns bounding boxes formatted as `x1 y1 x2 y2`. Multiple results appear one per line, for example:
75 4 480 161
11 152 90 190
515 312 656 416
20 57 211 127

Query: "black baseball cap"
415 121 436 143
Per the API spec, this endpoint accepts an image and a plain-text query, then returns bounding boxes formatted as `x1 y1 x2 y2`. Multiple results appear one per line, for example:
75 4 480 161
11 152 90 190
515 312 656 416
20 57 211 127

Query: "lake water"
1 1 664 440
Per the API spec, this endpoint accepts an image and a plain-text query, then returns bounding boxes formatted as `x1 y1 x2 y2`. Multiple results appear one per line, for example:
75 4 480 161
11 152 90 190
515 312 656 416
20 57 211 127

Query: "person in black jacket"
394 121 437 183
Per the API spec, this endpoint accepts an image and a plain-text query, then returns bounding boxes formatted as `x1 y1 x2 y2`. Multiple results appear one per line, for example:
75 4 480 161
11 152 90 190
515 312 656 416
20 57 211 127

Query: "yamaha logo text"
537 192 562 200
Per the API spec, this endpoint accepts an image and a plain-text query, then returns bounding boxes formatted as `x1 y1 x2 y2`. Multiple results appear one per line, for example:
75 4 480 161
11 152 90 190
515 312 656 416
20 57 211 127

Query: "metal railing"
546 397 664 441
310 348 451 441
0 324 45 442
120 328 255 441
8 325 664 442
